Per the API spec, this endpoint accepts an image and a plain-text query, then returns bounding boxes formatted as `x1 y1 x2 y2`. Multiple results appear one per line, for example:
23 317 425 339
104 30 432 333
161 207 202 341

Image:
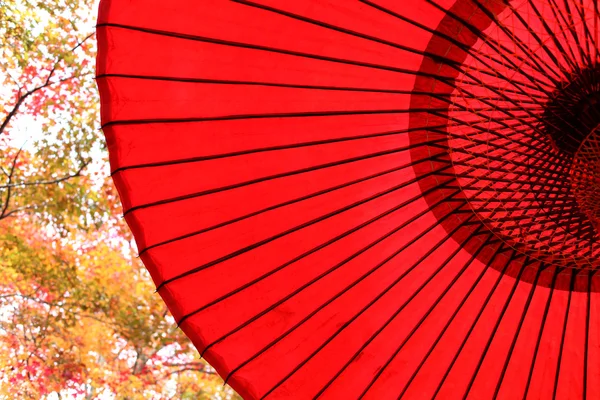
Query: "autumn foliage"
0 1 239 398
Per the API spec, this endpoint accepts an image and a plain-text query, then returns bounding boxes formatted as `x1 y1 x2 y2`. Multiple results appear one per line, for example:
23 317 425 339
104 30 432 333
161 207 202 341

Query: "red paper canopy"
96 0 600 398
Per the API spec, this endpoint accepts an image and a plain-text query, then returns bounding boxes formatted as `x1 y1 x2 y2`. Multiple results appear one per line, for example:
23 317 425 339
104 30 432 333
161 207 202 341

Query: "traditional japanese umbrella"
96 0 600 398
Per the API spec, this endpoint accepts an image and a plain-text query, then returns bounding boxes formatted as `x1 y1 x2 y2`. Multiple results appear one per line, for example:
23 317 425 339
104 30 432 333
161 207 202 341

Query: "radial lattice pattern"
413 0 600 271
97 0 600 399
572 126 600 233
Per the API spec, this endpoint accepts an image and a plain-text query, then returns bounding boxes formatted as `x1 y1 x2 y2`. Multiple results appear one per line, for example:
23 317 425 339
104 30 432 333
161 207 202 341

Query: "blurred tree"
0 219 237 399
0 1 241 398
0 0 99 229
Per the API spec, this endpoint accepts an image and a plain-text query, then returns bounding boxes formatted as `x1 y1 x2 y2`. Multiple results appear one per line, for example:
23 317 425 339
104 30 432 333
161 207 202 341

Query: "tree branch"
0 201 52 219
0 159 89 189
0 31 95 136
0 145 23 219
166 366 218 377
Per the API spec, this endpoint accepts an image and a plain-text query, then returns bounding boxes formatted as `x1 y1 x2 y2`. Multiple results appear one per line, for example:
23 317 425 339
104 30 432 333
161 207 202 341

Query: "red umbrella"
96 0 600 398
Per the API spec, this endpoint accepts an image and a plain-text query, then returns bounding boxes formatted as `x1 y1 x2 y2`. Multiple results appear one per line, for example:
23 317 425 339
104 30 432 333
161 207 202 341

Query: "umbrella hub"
571 125 600 233
409 0 600 278
439 64 600 271
543 66 600 155
543 66 600 236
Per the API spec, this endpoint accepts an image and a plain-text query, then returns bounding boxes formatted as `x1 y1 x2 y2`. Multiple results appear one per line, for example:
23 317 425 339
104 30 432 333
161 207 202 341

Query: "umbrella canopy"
96 0 600 398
